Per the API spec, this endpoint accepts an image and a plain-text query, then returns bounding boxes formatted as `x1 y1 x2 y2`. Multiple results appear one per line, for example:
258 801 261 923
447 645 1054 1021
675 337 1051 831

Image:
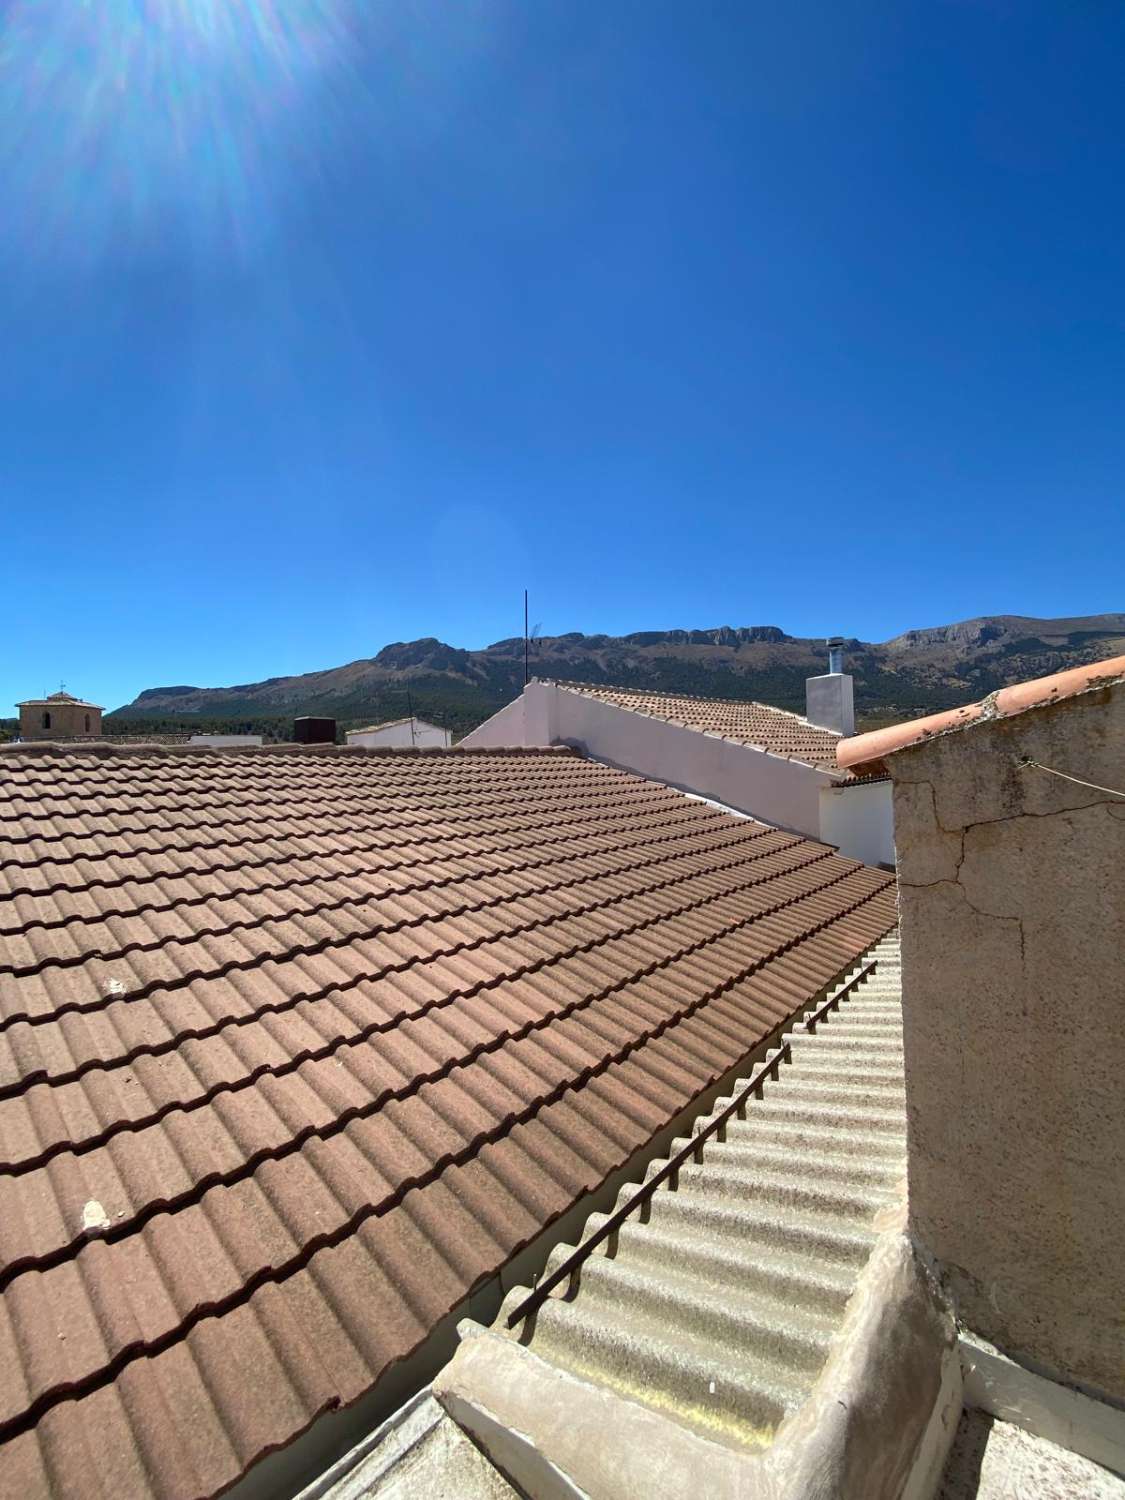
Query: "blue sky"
1 0 1122 713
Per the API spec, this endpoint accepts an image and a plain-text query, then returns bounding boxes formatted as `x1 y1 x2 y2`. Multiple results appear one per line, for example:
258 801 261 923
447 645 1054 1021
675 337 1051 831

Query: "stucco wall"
819 780 895 867
890 682 1125 1404
18 702 102 739
459 698 527 749
347 719 452 749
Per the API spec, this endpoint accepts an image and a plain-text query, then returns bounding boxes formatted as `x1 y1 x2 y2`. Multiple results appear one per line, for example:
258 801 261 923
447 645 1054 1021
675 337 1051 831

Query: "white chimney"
806 636 855 736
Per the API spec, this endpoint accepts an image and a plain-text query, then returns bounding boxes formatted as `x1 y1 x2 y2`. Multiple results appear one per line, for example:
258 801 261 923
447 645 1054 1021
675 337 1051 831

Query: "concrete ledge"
758 1224 962 1500
437 1325 736 1500
434 1228 960 1500
960 1331 1125 1478
296 1392 441 1500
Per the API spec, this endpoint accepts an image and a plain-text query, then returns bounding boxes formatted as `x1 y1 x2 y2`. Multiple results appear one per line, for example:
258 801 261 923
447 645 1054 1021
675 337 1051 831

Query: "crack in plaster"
896 770 1120 839
897 871 1026 961
895 778 1032 1009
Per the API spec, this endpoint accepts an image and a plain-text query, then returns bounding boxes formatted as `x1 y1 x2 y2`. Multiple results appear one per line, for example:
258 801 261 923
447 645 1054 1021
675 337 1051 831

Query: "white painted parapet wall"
819 777 895 869
464 682 874 849
463 695 528 750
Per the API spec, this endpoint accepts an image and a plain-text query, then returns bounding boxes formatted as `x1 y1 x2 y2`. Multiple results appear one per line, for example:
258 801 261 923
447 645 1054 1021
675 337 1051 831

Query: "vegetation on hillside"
105 689 485 743
35 613 1125 744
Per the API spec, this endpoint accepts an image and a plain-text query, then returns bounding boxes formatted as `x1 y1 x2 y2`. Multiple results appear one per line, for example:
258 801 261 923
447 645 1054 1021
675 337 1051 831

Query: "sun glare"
0 0 360 260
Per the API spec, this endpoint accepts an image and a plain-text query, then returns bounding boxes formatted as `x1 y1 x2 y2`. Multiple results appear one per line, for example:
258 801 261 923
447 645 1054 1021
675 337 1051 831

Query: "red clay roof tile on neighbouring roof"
0 743 896 1500
551 682 846 772
836 653 1125 775
16 694 103 710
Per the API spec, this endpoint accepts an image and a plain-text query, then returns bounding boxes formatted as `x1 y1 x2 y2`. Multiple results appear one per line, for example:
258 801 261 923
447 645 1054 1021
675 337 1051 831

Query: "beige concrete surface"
890 682 1125 1403
314 1396 517 1500
485 941 912 1456
359 1413 517 1500
939 1409 1125 1500
437 1230 959 1500
960 1330 1125 1477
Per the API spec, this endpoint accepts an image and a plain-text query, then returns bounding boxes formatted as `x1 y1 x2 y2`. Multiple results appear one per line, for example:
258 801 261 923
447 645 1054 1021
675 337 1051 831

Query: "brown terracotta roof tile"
0 744 895 1499
551 681 846 771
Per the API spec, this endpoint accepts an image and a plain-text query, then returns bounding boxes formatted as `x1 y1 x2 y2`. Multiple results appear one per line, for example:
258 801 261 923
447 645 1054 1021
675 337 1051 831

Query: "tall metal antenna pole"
524 590 529 687
407 687 416 746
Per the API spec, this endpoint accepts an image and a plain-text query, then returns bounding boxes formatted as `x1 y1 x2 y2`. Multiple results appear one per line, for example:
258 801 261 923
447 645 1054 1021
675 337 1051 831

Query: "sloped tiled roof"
0 743 896 1500
17 693 103 710
552 683 845 772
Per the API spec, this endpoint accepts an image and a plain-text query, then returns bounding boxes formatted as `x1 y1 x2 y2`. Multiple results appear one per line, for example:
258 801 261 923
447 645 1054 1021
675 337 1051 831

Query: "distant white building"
347 717 452 749
461 653 894 867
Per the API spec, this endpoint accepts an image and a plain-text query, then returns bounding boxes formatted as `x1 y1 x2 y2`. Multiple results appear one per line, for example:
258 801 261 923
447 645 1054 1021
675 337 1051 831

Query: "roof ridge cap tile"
0 742 581 760
837 651 1125 772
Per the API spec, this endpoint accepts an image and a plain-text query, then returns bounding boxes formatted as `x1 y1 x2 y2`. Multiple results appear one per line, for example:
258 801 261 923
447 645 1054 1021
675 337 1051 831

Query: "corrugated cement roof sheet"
552 683 845 772
0 743 896 1499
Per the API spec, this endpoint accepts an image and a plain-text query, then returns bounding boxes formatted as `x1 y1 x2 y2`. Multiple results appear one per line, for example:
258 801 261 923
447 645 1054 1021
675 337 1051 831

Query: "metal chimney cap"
825 636 844 648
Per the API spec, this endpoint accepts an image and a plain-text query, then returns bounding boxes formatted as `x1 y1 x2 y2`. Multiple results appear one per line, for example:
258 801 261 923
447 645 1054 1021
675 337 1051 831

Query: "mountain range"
108 613 1125 740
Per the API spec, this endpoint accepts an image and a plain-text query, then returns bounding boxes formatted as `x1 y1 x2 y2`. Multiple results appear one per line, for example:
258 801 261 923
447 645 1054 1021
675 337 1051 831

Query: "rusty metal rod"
506 957 879 1329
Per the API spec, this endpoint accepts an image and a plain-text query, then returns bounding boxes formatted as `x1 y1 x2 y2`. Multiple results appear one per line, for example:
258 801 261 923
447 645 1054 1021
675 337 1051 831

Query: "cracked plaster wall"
890 684 1125 1405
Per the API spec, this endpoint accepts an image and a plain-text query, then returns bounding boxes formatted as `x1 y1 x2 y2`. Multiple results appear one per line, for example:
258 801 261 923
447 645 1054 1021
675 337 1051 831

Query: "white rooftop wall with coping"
457 697 527 750
819 778 895 868
550 684 833 840
463 682 835 843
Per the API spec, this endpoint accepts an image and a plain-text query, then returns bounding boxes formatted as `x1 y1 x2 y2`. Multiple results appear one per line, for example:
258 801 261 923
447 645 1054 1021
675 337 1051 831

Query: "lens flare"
0 0 361 260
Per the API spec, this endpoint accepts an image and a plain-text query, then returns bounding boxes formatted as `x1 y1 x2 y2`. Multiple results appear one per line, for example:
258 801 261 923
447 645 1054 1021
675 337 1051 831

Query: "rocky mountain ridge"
112 612 1125 738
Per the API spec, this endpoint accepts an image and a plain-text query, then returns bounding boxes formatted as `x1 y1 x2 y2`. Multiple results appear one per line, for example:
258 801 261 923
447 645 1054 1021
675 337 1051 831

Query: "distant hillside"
110 613 1125 740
